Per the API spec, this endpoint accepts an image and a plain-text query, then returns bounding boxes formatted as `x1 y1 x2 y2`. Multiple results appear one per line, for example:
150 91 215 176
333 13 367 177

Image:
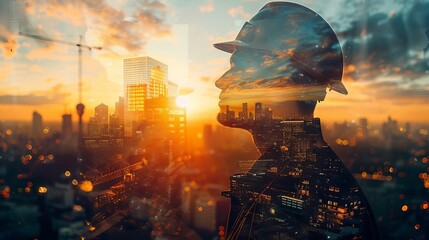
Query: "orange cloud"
21 0 171 55
200 0 214 13
0 63 13 82
0 26 18 59
228 6 252 19
30 65 43 73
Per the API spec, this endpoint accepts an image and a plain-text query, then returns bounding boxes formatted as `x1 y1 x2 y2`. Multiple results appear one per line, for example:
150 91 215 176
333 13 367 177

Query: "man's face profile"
214 3 347 125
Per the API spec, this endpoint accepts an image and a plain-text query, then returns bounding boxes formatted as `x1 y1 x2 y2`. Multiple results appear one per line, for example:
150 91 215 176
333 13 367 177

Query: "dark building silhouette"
62 114 72 138
223 119 377 239
242 103 248 121
32 111 42 140
95 103 108 135
108 97 125 137
115 96 124 126
255 103 263 121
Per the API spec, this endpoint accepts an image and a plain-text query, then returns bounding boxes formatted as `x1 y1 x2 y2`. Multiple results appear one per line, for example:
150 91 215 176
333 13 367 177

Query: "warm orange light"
402 205 408 212
42 128 49 134
74 205 84 212
415 224 420 230
80 181 93 192
5 129 12 135
176 96 189 108
361 172 368 178
338 207 347 214
422 157 428 164
1 186 10 199
64 171 71 177
38 186 48 194
72 179 79 186
197 207 203 212
421 202 428 210
24 187 30 193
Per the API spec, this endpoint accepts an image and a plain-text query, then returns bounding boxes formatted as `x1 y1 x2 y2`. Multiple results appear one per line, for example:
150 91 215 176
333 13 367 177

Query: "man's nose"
215 69 233 89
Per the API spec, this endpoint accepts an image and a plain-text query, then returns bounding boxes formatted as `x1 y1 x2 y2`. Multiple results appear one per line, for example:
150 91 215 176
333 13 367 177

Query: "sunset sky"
1 0 429 125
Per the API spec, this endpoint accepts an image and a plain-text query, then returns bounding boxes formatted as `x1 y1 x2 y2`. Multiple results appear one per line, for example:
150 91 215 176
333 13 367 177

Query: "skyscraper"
115 96 124 126
32 111 42 140
88 103 109 137
242 102 248 120
95 103 108 133
124 57 168 136
255 102 263 121
62 114 72 137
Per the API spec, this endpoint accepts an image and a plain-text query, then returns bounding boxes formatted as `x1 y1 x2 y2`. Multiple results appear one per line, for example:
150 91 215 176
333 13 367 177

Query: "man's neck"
250 118 324 153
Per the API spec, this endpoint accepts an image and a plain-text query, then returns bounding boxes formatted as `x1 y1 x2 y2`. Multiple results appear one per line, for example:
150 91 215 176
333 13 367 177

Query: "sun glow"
176 96 189 108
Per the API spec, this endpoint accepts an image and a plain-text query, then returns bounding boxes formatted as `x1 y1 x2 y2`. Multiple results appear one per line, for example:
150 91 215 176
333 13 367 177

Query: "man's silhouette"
214 2 378 239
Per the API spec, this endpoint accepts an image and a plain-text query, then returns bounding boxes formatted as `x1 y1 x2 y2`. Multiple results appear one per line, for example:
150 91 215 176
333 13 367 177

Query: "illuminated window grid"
281 195 304 210
126 84 147 112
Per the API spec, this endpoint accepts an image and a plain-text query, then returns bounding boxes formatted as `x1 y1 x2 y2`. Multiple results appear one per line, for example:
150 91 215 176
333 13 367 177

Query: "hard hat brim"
213 41 237 53
329 80 348 95
214 40 268 54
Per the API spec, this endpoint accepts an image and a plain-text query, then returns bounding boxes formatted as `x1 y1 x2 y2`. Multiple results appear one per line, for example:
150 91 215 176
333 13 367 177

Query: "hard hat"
214 2 347 96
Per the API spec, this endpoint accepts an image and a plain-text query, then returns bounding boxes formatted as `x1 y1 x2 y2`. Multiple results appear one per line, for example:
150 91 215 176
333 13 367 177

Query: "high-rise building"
32 111 43 140
264 107 273 121
106 97 124 137
115 96 124 126
225 105 235 122
255 102 263 121
242 103 248 120
95 103 108 133
124 57 168 136
358 118 368 138
62 114 72 136
87 104 109 137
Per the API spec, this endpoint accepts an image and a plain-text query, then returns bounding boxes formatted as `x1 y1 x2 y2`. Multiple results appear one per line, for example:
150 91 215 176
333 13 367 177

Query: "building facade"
224 118 378 239
124 57 168 137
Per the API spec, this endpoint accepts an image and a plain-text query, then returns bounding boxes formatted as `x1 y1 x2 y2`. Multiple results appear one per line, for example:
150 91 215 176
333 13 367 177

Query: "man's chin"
216 112 228 126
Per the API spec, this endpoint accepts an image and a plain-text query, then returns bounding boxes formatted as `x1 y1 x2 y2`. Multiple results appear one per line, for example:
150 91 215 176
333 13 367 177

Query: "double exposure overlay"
1 0 429 239
215 2 377 239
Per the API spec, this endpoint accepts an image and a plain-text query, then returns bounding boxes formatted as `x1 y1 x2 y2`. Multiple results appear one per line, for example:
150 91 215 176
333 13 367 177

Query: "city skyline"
1 1 429 239
1 99 428 239
1 0 429 124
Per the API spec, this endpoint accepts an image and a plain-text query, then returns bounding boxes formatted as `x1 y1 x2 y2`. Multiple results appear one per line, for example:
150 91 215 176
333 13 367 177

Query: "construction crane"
17 32 102 160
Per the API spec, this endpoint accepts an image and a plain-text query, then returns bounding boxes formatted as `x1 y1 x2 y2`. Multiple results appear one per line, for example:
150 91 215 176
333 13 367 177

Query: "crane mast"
17 32 102 161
